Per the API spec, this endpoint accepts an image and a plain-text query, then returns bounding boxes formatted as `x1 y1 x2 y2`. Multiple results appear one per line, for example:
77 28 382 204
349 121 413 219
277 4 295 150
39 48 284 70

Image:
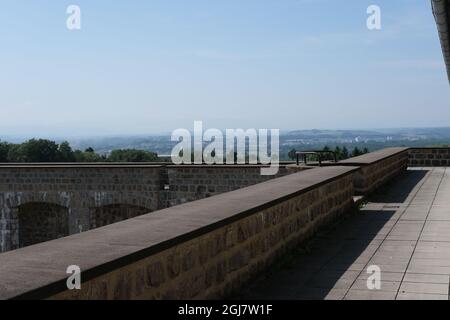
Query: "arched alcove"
18 202 69 248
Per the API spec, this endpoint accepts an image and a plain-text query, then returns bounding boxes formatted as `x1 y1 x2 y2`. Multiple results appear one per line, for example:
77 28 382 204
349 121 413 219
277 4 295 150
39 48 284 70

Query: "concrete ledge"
0 166 358 300
339 147 409 166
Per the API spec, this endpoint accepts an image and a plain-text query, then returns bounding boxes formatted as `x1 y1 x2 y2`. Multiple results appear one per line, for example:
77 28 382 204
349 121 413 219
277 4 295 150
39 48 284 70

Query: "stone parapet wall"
163 166 290 207
0 164 290 252
0 166 357 300
408 148 450 167
338 147 409 195
0 166 163 252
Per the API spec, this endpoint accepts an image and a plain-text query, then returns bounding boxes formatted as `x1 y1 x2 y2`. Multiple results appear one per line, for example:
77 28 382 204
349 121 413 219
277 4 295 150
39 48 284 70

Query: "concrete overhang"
432 0 450 83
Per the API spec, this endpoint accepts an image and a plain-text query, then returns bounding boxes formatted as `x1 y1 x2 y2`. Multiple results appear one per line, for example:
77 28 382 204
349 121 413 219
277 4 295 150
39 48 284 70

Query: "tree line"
0 139 369 163
287 146 369 161
0 139 159 163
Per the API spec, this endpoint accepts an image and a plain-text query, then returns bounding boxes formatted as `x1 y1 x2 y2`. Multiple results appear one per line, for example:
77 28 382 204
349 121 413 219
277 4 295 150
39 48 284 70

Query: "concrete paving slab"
396 292 448 300
399 282 449 295
403 273 450 284
344 290 397 300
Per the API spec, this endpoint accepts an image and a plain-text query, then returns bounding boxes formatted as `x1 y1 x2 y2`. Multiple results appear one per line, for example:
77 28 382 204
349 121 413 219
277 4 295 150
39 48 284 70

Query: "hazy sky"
0 0 449 137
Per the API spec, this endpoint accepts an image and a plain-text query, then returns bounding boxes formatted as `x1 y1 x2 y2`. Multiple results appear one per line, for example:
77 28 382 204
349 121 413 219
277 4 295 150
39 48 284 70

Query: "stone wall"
90 204 150 230
408 148 450 167
0 164 290 253
0 165 162 252
0 166 358 300
163 166 290 207
18 203 69 248
338 147 409 195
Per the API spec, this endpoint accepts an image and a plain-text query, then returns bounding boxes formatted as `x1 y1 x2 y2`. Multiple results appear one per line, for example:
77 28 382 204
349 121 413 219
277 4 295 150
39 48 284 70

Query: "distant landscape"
1 127 450 162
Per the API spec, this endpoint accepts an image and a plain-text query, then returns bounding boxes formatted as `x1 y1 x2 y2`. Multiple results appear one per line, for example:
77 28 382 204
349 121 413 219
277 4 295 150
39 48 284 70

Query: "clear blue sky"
0 0 448 137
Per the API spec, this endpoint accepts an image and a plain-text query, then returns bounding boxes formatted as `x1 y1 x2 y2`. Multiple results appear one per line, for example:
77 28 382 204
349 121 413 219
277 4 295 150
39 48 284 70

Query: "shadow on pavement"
238 169 429 300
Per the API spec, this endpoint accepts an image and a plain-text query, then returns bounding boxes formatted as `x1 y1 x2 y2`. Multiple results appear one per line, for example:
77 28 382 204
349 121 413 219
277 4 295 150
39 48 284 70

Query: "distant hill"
285 129 384 139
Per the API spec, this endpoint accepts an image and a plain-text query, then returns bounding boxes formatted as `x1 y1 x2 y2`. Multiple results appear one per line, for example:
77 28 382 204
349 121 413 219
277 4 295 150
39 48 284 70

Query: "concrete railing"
408 148 450 167
0 166 357 300
338 147 409 195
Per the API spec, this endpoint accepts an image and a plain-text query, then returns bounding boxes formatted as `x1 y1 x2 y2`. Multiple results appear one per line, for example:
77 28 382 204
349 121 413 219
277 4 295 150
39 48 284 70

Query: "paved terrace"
241 167 450 300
